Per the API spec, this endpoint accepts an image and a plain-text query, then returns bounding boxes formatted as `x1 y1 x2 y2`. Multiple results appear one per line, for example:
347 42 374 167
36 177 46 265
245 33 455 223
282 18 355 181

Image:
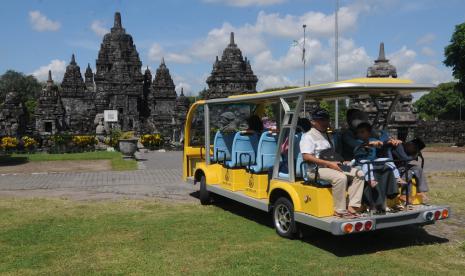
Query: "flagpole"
303 24 307 114
303 24 307 87
334 0 339 129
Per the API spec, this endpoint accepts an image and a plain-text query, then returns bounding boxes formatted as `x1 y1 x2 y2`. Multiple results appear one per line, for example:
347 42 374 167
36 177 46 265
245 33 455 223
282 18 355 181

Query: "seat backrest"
333 130 343 157
212 131 235 162
294 133 304 177
253 131 278 172
228 131 260 167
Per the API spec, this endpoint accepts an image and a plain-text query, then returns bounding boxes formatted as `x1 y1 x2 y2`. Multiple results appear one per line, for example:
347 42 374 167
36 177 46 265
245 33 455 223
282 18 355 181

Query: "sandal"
399 195 412 205
334 211 359 219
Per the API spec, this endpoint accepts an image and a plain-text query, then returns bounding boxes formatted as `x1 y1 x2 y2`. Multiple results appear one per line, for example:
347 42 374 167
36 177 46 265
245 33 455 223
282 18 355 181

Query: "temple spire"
377 42 387 61
229 32 236 46
70 54 76 65
161 57 165 65
180 87 184 96
47 70 53 83
114 12 122 29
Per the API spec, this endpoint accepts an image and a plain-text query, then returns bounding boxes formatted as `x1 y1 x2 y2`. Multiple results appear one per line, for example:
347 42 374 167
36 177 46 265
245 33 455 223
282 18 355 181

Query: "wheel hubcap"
274 204 291 233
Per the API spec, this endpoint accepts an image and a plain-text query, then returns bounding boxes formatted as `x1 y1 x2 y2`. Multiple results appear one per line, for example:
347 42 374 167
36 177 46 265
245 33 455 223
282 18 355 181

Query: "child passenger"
350 122 406 188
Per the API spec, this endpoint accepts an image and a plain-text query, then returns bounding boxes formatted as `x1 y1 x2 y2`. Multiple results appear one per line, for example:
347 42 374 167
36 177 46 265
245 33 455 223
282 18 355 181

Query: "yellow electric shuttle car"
182 78 450 237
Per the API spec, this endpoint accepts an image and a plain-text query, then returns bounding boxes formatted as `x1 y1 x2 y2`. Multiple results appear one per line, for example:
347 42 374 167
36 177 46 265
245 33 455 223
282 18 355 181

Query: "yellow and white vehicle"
182 78 450 237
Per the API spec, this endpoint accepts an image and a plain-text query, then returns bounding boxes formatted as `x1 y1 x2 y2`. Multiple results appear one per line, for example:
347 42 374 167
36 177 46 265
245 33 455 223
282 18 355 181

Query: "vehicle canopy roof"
197 78 435 105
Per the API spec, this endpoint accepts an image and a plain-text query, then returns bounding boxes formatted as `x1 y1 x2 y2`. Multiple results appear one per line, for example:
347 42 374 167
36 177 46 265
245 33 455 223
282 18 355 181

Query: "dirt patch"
424 147 465 153
0 160 112 174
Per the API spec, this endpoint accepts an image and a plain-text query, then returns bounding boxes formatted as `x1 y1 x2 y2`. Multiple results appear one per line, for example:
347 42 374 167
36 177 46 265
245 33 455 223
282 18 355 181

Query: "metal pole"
334 0 339 129
303 24 307 87
303 24 307 114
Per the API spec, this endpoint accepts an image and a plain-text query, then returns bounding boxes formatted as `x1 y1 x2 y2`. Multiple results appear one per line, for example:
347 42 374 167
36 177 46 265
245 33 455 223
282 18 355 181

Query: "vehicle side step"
207 185 269 212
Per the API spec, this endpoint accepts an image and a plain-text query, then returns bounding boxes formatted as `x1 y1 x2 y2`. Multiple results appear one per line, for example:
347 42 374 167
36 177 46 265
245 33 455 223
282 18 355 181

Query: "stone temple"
22 12 189 142
206 32 258 99
0 91 27 137
351 42 417 140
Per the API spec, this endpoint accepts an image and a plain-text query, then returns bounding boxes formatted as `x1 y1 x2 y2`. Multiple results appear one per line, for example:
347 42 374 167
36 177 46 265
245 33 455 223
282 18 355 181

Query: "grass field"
0 172 464 275
6 151 138 171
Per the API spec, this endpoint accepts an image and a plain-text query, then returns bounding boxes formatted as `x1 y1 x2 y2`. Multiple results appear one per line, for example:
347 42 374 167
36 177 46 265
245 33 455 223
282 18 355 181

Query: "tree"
444 23 465 96
414 82 464 120
0 70 42 104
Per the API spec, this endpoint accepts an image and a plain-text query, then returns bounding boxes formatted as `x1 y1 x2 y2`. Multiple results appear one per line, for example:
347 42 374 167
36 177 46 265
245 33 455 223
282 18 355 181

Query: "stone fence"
414 120 465 145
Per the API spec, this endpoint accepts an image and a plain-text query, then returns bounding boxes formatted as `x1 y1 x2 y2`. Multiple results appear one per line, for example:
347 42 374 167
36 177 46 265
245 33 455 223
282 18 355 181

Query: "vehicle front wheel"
272 197 297 238
199 175 211 205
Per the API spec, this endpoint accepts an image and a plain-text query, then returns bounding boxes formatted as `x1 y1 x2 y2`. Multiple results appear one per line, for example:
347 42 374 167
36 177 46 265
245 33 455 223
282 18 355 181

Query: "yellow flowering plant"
21 136 37 150
139 133 162 149
72 135 97 149
1 136 19 151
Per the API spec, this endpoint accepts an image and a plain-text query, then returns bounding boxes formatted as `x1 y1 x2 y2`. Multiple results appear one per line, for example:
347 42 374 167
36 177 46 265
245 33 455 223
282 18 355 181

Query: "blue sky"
0 0 464 96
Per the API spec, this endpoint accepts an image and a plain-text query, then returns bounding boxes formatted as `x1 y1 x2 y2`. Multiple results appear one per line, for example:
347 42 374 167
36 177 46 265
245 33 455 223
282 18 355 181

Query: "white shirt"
300 128 332 158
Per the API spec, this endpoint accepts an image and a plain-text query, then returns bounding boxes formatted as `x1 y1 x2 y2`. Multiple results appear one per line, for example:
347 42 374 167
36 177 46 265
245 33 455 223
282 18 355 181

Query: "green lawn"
8 151 137 171
0 172 464 275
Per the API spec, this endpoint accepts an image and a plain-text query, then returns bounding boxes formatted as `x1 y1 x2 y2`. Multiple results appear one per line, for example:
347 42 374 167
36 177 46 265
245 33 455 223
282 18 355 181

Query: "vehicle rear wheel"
199 175 211 205
272 197 297 238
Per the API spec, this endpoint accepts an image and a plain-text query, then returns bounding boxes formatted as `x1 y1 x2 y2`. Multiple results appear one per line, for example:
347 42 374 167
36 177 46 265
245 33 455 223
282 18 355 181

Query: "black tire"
199 175 211 205
272 197 297 238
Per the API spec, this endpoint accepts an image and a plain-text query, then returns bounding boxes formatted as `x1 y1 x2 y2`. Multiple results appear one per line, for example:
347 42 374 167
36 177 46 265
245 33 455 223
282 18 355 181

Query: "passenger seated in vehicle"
351 122 407 188
397 138 430 202
300 109 365 218
246 115 264 133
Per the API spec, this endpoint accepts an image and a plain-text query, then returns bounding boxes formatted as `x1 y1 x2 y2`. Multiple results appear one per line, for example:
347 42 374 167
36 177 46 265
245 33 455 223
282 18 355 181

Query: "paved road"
0 151 196 201
0 151 463 201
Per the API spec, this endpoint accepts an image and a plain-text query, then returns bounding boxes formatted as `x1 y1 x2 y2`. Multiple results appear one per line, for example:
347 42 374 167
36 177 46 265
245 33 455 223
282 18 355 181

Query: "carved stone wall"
414 120 465 144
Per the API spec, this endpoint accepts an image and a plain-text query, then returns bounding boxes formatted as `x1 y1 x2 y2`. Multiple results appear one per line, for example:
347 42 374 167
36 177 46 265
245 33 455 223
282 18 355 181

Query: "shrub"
120 131 135 139
1 136 18 151
72 135 97 149
21 136 37 151
140 134 162 149
52 133 73 146
104 129 122 147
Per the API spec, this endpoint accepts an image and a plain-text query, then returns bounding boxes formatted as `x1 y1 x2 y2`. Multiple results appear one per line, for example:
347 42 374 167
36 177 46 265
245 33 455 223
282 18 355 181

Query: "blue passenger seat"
249 131 278 173
226 131 260 168
211 131 235 163
278 132 302 178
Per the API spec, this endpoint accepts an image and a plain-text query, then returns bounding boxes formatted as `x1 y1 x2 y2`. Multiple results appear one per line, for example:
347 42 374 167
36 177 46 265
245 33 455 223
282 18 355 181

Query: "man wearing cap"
300 108 365 218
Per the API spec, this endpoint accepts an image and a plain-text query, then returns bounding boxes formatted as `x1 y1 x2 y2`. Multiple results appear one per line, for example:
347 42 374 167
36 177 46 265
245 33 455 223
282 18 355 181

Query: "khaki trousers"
309 167 365 213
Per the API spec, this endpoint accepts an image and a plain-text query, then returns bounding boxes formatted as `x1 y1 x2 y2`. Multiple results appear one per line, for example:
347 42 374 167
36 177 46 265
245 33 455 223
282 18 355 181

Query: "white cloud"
416 33 436 45
190 23 266 60
203 0 285 7
29 10 61 32
31 59 66 82
148 43 192 64
421 46 435 57
388 46 417 72
258 74 295 90
190 0 368 64
401 63 451 84
253 4 366 39
90 20 108 37
253 37 370 87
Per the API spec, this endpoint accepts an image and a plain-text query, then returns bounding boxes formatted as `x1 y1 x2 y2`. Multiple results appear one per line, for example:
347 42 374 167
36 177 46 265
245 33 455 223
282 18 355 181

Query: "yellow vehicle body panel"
220 168 249 191
269 179 334 217
244 173 269 199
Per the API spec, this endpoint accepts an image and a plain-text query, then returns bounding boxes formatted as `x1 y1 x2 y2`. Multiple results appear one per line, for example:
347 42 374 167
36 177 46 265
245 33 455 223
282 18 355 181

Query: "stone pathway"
0 150 463 201
0 151 196 201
